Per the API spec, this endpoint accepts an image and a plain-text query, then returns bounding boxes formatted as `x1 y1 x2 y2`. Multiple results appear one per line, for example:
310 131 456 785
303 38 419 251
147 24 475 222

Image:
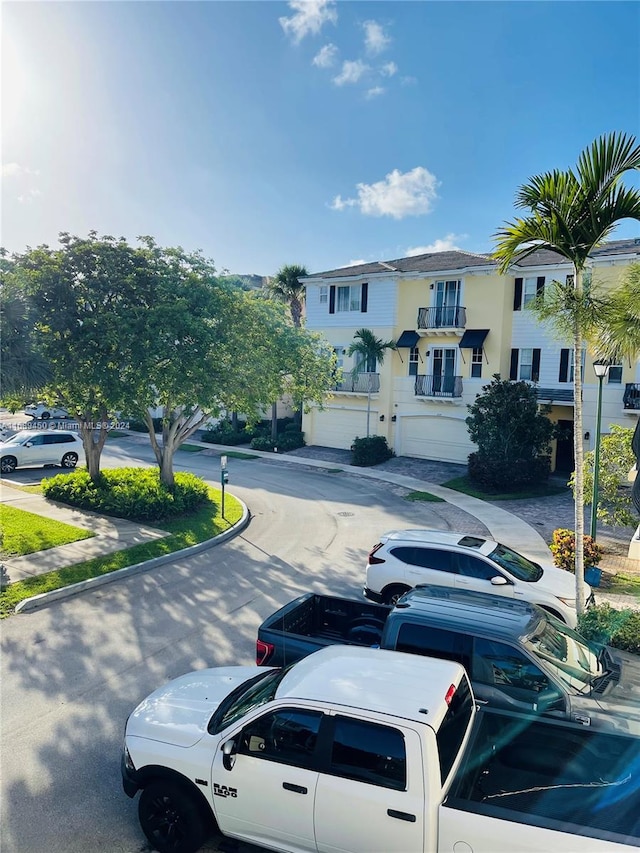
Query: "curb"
14 497 250 614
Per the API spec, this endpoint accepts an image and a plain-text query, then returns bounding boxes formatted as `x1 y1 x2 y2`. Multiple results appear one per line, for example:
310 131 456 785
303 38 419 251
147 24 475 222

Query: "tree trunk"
231 411 239 431
573 266 586 615
78 414 108 483
271 401 278 443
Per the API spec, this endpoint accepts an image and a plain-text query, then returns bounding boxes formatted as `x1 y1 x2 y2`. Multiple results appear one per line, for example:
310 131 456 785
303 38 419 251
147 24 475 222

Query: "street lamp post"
589 362 609 540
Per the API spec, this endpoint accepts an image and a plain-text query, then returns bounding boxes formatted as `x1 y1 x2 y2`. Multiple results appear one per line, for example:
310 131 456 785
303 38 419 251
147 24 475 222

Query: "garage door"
309 407 375 449
398 415 469 463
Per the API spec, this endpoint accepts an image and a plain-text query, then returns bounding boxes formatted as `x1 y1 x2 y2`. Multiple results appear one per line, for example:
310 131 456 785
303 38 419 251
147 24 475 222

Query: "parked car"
0 430 84 473
364 529 592 627
24 402 69 420
257 588 640 733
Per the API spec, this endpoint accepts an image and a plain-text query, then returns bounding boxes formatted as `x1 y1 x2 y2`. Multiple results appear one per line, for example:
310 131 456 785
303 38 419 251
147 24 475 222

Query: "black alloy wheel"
138 780 209 853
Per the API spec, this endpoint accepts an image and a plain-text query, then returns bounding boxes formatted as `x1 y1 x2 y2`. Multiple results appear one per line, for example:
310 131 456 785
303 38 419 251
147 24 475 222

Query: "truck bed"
448 708 640 845
258 593 390 667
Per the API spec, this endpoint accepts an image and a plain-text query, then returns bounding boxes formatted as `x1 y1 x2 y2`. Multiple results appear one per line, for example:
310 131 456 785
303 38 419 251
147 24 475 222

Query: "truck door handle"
283 782 307 794
387 809 416 822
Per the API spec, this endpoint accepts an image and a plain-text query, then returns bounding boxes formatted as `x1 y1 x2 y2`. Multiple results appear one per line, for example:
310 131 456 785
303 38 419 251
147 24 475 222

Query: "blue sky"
3 1 639 276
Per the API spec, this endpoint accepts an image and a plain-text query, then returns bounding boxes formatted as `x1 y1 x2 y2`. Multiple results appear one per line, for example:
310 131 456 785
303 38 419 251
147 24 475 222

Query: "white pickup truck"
122 646 640 853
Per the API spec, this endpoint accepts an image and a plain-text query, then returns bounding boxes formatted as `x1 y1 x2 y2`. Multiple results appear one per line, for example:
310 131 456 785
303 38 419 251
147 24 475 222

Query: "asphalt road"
1 437 487 853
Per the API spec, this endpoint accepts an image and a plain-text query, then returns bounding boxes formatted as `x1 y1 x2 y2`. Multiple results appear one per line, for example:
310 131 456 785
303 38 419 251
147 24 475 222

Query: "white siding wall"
305 278 397 330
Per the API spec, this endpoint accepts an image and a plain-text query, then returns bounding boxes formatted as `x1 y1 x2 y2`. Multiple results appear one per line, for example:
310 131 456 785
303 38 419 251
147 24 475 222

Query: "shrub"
351 436 394 467
550 528 603 572
125 416 163 433
42 468 209 522
201 419 265 446
578 603 640 655
249 430 305 452
250 436 277 451
468 452 551 492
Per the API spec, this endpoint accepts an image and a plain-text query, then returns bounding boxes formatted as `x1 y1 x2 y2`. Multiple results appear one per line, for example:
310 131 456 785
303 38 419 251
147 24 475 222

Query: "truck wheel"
382 585 411 606
138 779 209 853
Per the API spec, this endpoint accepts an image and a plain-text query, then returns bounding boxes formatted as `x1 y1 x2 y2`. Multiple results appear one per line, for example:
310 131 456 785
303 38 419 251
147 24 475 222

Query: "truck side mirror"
490 576 508 586
222 738 237 771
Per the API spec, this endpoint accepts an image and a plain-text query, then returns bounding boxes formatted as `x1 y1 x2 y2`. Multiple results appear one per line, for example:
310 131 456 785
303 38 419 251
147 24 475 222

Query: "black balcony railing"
334 372 380 393
417 305 467 330
624 383 640 410
415 374 463 398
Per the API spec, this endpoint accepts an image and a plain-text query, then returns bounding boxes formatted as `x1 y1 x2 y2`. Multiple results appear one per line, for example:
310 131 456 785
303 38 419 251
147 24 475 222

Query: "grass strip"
601 572 640 598
404 490 445 503
442 476 568 501
220 451 259 460
0 505 95 556
0 488 243 617
178 443 206 452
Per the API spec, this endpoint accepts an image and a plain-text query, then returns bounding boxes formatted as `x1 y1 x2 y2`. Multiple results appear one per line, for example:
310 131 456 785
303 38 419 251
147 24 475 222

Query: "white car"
364 529 592 628
0 430 84 474
25 402 70 420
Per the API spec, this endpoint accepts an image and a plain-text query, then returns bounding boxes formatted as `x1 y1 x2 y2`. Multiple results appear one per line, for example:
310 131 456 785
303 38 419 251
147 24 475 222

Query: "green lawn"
404 490 445 503
178 443 206 452
0 505 95 557
601 571 640 599
0 487 243 617
442 476 569 501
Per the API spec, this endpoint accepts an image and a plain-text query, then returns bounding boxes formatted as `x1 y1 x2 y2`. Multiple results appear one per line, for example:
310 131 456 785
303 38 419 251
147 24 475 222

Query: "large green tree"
494 132 640 614
347 328 396 437
16 233 147 480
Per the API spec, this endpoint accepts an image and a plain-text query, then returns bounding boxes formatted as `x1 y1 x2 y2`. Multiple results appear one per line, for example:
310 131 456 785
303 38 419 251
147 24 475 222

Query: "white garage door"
398 415 469 463
310 407 375 449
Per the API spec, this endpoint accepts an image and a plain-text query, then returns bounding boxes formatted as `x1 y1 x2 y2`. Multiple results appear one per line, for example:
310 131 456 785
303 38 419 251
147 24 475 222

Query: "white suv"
25 402 70 420
0 430 84 473
364 529 592 628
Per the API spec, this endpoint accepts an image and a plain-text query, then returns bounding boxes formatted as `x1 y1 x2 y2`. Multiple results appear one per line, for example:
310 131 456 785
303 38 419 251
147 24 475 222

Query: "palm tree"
268 264 308 328
348 328 397 437
267 264 308 439
494 132 640 615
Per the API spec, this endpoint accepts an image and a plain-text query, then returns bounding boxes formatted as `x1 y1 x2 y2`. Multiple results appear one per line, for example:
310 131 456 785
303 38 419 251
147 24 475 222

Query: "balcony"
417 305 467 335
624 383 640 410
334 372 380 394
415 374 463 399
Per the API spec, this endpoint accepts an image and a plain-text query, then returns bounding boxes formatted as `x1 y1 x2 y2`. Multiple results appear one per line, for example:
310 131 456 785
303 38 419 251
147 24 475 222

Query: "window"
471 347 482 378
355 352 376 373
409 346 419 377
329 283 368 314
238 708 323 769
390 546 456 574
26 435 45 446
329 717 406 790
319 286 328 304
456 553 501 581
43 434 75 444
510 348 540 382
608 363 623 384
559 348 585 383
436 676 474 784
395 624 471 670
472 638 550 694
513 276 544 310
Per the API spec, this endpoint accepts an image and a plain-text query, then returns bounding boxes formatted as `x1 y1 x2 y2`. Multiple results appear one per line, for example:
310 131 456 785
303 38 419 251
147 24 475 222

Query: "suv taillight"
368 543 386 565
256 639 274 666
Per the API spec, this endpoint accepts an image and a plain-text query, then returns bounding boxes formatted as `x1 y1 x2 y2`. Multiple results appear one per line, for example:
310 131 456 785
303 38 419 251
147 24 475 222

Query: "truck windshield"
488 544 543 582
208 668 289 734
522 616 601 693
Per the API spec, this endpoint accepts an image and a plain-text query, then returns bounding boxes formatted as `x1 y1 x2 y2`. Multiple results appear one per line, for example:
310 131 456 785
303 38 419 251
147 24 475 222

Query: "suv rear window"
436 675 474 785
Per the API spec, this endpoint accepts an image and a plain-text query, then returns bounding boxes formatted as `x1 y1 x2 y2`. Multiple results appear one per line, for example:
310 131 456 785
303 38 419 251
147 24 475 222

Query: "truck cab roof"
395 585 543 642
276 645 468 730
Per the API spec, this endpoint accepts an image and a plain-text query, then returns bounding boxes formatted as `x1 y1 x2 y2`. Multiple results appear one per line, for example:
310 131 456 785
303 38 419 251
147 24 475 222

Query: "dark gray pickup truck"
256 585 640 734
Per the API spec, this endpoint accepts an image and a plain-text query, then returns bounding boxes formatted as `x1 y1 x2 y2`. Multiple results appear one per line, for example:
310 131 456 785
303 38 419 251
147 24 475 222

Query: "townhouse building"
301 238 640 472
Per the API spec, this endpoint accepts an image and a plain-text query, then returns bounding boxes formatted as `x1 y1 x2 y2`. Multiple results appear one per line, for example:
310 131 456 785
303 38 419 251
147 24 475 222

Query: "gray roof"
307 238 640 280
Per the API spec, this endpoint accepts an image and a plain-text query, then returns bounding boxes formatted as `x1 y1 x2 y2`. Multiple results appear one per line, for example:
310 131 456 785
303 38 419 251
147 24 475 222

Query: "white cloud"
366 86 386 99
2 162 38 179
401 75 417 86
363 20 391 55
313 43 338 68
333 59 369 86
279 0 337 44
381 61 398 77
331 167 439 219
17 188 42 204
406 233 467 255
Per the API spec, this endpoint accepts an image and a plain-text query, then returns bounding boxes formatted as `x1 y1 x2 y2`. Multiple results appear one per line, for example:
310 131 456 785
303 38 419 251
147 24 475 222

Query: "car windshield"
523 614 601 692
208 667 290 734
488 544 543 582
3 433 29 446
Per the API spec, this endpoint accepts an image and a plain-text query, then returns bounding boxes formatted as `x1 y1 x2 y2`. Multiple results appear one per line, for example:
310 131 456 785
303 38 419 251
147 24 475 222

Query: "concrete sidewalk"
0 481 169 583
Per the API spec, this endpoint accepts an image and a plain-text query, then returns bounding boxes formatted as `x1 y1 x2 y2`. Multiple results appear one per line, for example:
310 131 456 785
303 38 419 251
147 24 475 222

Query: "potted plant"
550 529 604 586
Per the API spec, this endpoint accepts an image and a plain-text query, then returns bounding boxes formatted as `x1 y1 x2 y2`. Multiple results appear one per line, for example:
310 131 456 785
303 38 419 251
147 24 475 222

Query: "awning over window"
396 330 420 348
459 329 489 349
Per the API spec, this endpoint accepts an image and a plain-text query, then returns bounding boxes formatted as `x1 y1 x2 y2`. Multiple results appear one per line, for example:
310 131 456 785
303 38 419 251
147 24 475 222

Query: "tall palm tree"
348 328 397 437
268 264 308 328
494 132 640 615
267 264 308 438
